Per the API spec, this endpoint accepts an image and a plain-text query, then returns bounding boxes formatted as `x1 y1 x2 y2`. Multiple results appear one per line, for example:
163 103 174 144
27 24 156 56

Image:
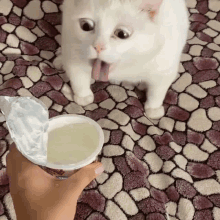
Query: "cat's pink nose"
94 44 106 53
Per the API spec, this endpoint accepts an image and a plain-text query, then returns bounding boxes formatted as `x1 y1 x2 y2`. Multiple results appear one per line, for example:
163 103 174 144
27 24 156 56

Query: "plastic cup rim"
45 114 104 171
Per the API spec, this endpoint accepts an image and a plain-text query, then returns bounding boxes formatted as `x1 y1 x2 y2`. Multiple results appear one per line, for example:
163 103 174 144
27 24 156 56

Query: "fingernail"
95 166 104 175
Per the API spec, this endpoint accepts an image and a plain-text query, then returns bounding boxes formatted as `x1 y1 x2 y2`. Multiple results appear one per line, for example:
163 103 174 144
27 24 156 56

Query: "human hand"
6 143 104 220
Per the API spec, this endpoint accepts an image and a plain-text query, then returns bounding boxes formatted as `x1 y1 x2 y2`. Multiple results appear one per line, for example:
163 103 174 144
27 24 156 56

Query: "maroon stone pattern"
0 0 220 219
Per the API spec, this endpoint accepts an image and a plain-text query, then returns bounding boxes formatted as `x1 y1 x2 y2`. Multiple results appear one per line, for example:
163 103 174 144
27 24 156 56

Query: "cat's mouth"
91 59 110 82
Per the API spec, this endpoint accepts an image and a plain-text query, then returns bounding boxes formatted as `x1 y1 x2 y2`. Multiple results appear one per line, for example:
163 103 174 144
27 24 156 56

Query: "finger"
6 142 16 166
7 143 59 182
7 143 31 167
6 143 17 174
6 143 19 185
6 143 42 177
9 142 15 151
66 162 104 197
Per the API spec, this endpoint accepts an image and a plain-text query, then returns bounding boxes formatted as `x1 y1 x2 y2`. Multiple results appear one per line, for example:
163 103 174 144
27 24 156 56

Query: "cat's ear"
139 0 163 20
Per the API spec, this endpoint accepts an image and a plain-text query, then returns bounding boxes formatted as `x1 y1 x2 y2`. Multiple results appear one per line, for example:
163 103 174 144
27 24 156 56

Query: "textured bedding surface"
0 0 220 219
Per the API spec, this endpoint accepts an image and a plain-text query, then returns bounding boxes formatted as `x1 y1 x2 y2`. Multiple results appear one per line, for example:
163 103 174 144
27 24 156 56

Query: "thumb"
66 162 104 197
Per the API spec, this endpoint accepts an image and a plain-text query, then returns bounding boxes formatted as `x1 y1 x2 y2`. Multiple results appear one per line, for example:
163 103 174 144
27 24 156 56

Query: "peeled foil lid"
0 96 49 166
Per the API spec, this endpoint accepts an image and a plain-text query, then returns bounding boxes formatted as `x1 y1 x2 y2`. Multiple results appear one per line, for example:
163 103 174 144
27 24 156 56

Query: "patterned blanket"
0 0 220 219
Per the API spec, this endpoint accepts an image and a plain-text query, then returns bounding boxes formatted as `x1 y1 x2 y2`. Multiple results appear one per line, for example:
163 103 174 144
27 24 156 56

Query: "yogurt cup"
0 96 104 179
39 114 104 179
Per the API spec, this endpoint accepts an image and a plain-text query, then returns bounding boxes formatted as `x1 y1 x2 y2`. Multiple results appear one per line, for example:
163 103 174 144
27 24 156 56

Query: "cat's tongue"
92 59 110 82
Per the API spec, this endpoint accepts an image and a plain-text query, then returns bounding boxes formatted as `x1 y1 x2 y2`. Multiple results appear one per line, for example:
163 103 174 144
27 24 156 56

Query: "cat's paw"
73 92 94 106
53 55 63 70
144 106 165 119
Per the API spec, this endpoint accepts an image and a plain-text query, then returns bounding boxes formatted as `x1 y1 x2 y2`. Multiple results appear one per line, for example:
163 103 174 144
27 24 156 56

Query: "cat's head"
63 0 163 65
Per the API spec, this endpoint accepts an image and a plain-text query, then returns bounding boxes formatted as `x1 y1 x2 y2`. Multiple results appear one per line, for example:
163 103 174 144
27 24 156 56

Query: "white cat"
54 0 189 119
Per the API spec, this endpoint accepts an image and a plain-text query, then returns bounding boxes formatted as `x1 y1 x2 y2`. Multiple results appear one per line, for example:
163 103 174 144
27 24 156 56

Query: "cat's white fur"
54 0 189 119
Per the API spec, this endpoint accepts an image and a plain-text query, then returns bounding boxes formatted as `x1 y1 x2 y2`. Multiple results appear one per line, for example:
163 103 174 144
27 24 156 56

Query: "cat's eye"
114 28 131 39
79 18 95 32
